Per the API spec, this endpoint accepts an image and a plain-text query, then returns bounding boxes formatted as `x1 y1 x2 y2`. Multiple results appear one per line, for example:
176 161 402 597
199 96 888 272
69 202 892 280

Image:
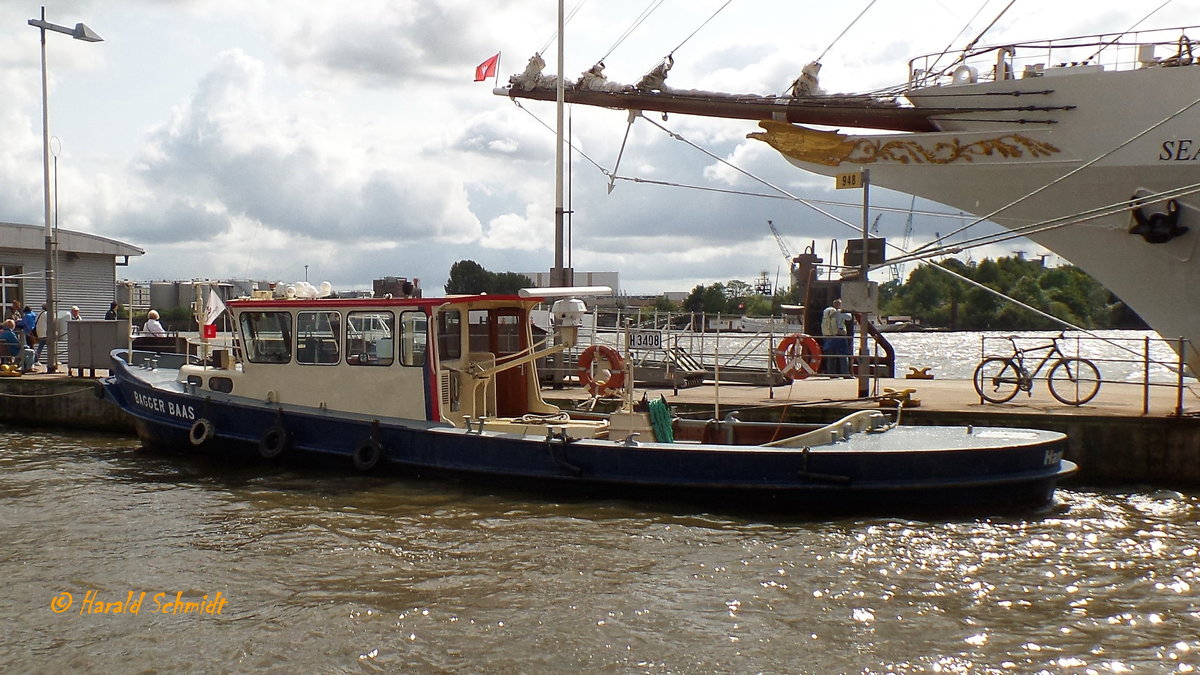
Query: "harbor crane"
767 220 794 261
893 196 916 282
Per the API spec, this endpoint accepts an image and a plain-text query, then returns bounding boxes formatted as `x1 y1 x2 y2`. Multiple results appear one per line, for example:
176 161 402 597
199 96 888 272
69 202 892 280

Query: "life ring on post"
188 418 215 446
352 438 384 471
577 344 626 396
774 334 823 380
258 425 289 459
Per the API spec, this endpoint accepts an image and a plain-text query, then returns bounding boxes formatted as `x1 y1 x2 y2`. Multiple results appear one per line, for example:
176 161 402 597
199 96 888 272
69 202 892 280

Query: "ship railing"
538 307 892 389
975 332 1195 416
908 24 1200 89
182 334 244 370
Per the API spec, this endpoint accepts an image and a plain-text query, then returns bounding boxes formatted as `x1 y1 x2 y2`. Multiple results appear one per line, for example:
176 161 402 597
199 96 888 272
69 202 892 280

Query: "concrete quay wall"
0 376 133 434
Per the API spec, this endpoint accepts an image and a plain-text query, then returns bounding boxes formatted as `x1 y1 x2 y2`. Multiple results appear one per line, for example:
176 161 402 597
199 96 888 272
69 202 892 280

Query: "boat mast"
551 0 572 287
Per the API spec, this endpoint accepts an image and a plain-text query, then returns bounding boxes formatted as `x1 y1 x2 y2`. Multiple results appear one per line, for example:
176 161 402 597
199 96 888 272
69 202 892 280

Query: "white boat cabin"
177 294 602 435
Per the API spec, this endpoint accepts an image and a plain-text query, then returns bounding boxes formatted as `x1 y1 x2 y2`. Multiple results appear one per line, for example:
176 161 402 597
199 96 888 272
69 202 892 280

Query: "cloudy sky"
2 0 1197 295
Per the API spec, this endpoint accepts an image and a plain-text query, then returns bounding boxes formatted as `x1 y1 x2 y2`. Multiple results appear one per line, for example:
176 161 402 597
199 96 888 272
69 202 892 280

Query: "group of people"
1 300 128 372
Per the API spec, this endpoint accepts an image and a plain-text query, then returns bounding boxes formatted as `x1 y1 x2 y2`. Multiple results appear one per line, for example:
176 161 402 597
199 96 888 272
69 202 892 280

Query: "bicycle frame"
1004 336 1064 389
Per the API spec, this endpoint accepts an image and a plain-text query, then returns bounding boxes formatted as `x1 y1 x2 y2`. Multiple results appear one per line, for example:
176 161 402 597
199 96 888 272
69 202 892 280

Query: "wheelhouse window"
297 311 341 365
240 311 293 363
346 310 394 366
400 310 427 367
437 308 462 360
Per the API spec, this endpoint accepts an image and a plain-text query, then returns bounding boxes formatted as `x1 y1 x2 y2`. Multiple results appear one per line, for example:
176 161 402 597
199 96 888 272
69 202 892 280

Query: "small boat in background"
100 287 1075 512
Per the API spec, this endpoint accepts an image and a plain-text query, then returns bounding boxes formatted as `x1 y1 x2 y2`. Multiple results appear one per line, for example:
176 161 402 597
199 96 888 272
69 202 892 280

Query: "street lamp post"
28 6 101 373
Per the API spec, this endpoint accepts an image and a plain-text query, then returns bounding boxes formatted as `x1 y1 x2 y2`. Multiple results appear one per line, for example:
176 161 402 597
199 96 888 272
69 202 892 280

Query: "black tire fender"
188 418 214 446
352 438 383 471
258 425 289 459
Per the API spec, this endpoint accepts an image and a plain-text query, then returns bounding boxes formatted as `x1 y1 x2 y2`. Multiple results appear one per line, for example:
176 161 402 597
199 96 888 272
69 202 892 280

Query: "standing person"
21 306 38 349
820 298 852 376
104 302 119 320
69 305 82 320
143 309 167 336
33 304 49 365
10 299 25 345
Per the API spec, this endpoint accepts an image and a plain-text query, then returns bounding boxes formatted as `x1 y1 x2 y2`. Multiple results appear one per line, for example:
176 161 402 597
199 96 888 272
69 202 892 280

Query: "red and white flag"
475 52 500 82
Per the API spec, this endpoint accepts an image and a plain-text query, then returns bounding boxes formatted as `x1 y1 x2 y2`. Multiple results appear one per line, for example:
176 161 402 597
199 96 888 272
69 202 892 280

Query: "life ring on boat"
352 438 384 471
774 334 823 380
577 344 626 396
258 425 289 459
188 418 215 446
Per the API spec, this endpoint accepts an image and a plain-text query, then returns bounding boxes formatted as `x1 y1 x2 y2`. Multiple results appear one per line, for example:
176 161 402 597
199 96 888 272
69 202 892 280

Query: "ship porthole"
258 425 289 459
352 438 383 471
189 418 215 446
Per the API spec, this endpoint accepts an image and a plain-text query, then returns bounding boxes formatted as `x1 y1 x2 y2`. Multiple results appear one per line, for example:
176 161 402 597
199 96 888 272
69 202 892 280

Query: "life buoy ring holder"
577 344 626 396
353 438 384 471
188 418 215 446
774 334 823 380
258 425 289 459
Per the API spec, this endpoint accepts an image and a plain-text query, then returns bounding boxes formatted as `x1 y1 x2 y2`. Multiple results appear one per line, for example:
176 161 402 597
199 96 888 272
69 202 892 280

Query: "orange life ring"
774 333 823 380
578 344 626 396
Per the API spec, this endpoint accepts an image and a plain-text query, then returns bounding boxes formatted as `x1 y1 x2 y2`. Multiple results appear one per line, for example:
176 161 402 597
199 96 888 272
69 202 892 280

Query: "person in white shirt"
820 298 853 376
143 309 168 337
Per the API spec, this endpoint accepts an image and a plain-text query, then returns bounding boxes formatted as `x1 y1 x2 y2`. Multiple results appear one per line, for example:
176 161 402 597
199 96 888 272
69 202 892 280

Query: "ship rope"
665 0 735 58
815 0 878 63
598 0 667 62
918 0 1003 83
908 91 1200 260
538 0 588 56
1086 0 1177 63
885 182 1200 267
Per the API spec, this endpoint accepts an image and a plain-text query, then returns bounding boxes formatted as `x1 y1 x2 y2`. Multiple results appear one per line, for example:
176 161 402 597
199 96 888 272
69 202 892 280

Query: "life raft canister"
577 344 626 396
774 333 823 380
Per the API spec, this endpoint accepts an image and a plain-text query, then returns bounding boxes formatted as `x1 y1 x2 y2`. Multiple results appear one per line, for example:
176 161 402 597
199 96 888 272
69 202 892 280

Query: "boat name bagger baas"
100 287 1075 512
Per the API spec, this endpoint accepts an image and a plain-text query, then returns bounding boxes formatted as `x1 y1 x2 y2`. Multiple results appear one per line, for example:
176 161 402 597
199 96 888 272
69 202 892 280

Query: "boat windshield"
240 311 293 364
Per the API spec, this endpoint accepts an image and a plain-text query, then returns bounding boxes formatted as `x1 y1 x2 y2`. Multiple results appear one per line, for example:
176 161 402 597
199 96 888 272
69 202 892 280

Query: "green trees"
444 260 533 295
681 281 782 315
880 256 1124 330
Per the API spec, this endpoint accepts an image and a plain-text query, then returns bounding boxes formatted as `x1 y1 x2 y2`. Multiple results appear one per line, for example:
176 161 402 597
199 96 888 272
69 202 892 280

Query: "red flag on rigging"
475 52 500 82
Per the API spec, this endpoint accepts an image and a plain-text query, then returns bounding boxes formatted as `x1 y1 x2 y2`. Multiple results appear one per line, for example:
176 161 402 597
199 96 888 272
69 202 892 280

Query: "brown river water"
2 427 1198 673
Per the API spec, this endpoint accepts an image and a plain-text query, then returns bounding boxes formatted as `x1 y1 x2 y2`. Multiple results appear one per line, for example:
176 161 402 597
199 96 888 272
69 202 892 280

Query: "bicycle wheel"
973 357 1022 403
1048 357 1101 405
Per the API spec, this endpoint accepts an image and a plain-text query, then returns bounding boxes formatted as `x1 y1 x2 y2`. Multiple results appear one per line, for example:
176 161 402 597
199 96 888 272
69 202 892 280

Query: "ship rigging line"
920 0 1000 82
634 112 858 230
539 0 588 55
883 181 1200 267
666 0 735 57
1086 0 1176 62
815 0 878 63
908 90 1200 260
598 0 666 62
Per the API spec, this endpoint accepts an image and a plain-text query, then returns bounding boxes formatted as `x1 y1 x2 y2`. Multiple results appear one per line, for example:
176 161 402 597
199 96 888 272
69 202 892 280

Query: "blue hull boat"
99 289 1075 512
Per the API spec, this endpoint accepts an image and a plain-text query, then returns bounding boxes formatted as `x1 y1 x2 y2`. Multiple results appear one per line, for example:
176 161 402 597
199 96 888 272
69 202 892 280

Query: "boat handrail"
762 410 891 448
908 24 1200 89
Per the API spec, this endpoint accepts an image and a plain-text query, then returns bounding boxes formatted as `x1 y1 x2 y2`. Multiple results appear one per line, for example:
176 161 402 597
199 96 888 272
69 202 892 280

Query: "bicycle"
972 331 1102 405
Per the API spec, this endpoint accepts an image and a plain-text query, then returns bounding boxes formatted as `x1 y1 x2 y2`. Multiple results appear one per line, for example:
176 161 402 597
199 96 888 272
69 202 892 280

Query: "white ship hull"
753 45 1200 374
499 26 1200 374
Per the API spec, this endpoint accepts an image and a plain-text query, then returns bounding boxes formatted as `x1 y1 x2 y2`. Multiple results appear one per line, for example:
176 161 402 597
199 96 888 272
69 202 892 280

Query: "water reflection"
2 429 1198 672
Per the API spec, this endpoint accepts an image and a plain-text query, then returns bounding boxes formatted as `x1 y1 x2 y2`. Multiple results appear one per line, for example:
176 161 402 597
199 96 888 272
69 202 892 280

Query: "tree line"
680 256 1143 330
444 257 1144 331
